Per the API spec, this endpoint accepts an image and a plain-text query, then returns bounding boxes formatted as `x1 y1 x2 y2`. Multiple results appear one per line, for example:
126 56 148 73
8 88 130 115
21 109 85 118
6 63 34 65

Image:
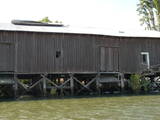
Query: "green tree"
39 17 52 23
137 0 160 31
39 17 62 24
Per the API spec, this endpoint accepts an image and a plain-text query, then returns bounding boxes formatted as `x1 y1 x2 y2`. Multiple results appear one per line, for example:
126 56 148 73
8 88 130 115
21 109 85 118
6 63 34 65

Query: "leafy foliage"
129 74 141 94
39 17 62 24
39 17 52 23
137 0 160 31
140 77 151 92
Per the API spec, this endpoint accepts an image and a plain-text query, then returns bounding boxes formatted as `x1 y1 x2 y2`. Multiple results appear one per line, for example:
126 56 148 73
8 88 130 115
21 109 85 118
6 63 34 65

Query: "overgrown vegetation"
140 76 151 93
129 74 141 94
129 74 152 94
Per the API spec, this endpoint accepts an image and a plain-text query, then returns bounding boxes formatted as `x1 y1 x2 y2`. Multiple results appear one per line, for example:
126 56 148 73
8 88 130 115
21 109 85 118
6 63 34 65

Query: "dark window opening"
141 52 150 69
142 54 147 64
56 51 61 58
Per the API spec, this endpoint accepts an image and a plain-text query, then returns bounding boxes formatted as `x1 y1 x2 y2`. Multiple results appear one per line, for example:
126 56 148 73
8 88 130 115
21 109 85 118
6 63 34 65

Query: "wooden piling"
13 75 18 99
96 73 101 95
70 77 74 96
120 73 125 93
60 87 64 97
43 77 47 97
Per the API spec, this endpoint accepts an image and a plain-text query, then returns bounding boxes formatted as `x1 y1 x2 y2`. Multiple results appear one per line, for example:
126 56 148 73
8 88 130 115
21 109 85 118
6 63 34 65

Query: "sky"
0 0 142 30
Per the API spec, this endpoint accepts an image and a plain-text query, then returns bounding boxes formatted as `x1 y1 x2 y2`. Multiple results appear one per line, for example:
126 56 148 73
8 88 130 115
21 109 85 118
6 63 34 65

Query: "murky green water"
0 95 160 120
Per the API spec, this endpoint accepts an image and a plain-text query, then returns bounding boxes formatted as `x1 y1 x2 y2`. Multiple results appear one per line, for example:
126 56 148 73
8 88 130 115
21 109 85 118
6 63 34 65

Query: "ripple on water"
0 95 160 120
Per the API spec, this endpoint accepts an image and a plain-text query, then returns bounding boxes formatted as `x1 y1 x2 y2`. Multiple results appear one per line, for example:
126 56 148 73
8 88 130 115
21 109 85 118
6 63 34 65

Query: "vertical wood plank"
100 47 105 71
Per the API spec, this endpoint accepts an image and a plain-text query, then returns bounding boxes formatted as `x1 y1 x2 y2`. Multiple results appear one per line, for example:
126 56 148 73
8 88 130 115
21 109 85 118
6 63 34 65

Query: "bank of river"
0 95 160 120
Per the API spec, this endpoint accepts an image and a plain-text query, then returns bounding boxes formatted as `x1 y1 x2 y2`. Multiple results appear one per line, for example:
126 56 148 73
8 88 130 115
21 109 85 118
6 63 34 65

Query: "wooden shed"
0 21 160 97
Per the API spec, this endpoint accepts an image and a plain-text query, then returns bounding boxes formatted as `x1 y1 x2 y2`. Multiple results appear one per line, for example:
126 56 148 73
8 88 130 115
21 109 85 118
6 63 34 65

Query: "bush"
129 74 141 94
140 77 151 93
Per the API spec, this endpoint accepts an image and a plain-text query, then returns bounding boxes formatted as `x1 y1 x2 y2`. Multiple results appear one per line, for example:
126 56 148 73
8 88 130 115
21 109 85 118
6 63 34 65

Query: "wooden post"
120 73 125 93
60 87 64 97
70 77 74 96
13 74 18 99
96 73 101 95
13 43 18 99
43 77 47 97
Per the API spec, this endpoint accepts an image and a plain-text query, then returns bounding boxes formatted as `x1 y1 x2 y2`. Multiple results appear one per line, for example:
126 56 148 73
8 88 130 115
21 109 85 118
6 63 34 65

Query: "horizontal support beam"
4 72 120 75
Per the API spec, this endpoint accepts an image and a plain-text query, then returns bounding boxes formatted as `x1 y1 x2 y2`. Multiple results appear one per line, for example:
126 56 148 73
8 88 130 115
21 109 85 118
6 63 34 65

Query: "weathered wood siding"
0 30 160 73
119 37 160 73
0 31 99 73
0 43 14 71
0 32 15 71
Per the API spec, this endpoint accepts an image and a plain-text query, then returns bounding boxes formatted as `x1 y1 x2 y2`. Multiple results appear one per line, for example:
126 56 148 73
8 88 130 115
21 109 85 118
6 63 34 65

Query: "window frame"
141 52 150 69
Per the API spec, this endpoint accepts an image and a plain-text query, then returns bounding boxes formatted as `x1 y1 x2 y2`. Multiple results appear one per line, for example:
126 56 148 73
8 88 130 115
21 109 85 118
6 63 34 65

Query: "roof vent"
119 31 125 33
11 20 64 27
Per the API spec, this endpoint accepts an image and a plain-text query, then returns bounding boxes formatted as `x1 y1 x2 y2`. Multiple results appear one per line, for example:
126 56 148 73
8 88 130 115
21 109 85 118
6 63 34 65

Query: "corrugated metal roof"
0 23 160 38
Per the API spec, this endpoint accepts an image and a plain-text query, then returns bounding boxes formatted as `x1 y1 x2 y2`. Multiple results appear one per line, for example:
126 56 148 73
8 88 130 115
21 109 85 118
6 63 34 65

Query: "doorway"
100 47 119 72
